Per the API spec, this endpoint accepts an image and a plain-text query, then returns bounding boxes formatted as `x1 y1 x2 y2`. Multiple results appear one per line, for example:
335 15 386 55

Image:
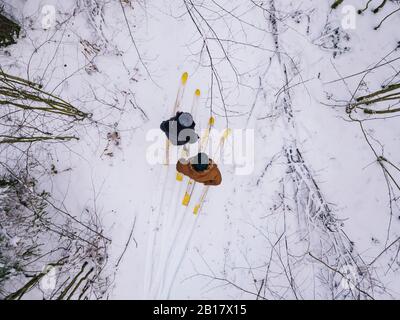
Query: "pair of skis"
175 88 201 181
165 72 201 168
181 115 214 205
183 126 231 216
165 72 188 166
166 73 231 216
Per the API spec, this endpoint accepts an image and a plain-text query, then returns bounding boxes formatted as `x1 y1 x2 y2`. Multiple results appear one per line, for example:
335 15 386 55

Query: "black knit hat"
190 152 209 172
178 112 194 128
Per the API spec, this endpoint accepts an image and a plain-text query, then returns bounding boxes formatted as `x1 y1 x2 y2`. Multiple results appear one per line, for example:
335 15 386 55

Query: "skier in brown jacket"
176 152 222 186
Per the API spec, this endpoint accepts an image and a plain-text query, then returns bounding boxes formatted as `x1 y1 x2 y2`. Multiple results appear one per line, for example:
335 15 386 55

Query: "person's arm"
176 159 190 176
204 165 222 186
214 167 222 185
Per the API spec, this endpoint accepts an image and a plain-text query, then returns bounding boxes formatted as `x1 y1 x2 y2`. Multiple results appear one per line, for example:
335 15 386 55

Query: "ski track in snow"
144 163 199 298
143 166 170 297
156 197 193 297
144 151 202 298
149 165 180 297
163 211 199 299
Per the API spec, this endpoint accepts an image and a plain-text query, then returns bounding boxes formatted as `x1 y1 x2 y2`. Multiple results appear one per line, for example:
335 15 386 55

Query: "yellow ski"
176 89 201 181
213 128 231 159
182 179 195 206
199 116 215 151
191 128 231 215
181 115 215 205
165 72 188 165
193 186 209 215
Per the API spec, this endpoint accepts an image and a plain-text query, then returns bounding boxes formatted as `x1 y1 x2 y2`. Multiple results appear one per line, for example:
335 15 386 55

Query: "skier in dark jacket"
176 152 222 186
160 111 199 146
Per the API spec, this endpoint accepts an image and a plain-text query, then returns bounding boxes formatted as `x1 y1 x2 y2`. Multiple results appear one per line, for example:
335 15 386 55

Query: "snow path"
143 165 170 297
156 189 194 298
107 0 400 299
5 0 400 299
145 163 202 299
149 166 185 297
163 210 199 299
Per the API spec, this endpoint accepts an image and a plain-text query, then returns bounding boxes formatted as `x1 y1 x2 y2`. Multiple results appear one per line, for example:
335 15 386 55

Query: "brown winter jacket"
176 158 222 186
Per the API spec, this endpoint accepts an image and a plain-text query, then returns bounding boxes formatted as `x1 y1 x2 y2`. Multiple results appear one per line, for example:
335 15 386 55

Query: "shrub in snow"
0 13 20 47
0 171 109 300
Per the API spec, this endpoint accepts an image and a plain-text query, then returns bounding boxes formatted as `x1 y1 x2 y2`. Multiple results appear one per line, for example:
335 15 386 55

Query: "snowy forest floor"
1 0 400 299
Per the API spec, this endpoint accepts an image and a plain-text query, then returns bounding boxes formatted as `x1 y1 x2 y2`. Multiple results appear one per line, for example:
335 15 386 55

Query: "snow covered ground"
2 0 400 299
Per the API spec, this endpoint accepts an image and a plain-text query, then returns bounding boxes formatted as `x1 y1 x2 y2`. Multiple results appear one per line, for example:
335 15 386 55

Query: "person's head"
190 152 209 172
178 112 194 128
